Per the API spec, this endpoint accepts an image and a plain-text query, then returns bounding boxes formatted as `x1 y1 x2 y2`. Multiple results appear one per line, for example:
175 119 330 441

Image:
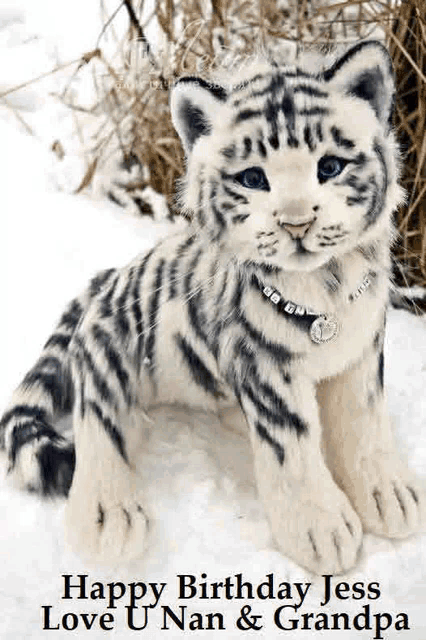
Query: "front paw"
344 454 426 539
268 489 363 575
65 467 149 563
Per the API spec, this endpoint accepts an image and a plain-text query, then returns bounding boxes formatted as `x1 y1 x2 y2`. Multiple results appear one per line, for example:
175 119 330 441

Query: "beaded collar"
252 271 376 344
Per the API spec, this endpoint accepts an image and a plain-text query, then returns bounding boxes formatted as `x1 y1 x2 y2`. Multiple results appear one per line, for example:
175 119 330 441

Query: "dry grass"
2 0 425 285
386 0 426 286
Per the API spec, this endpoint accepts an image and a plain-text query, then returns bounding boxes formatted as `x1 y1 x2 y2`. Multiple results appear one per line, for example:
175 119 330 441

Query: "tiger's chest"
241 262 388 381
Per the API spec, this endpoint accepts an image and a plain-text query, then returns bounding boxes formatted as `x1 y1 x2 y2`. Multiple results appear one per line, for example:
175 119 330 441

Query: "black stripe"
285 69 314 79
89 268 117 298
100 274 120 318
354 152 368 167
342 174 370 193
187 290 210 347
373 328 382 350
316 121 323 142
238 73 285 104
115 271 134 342
215 271 228 307
88 401 128 464
232 73 270 94
331 126 355 149
44 333 72 351
323 258 342 293
257 139 267 158
196 174 207 227
364 140 388 229
377 349 384 390
242 379 307 435
0 404 48 432
91 325 131 402
238 313 292 363
222 184 248 204
231 278 244 309
358 243 378 262
144 258 166 372
242 261 282 275
221 201 236 211
242 137 252 160
232 214 250 224
347 195 368 206
234 108 263 124
281 93 298 148
36 441 75 496
209 180 226 232
175 76 227 101
168 235 196 300
131 249 154 368
255 422 284 465
23 357 67 413
175 334 221 396
59 299 83 331
35 355 63 370
297 107 330 117
9 419 62 465
184 248 203 295
265 99 280 149
221 144 236 159
292 84 328 98
304 124 315 151
73 335 116 406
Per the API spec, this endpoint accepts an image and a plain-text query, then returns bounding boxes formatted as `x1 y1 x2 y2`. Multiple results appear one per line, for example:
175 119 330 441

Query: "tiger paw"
65 466 149 563
268 489 363 575
343 453 426 539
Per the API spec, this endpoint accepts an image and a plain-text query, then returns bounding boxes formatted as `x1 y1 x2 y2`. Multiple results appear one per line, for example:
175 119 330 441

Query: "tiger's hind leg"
65 311 149 563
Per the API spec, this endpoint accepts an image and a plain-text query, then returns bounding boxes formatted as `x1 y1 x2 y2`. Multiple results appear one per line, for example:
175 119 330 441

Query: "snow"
0 3 426 639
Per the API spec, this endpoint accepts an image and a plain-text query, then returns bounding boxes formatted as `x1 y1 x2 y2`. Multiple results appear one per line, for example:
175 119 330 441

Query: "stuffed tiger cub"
1 41 424 574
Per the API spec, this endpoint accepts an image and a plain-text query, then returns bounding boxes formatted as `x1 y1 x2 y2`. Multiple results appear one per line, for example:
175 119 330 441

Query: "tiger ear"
323 41 395 127
170 77 228 153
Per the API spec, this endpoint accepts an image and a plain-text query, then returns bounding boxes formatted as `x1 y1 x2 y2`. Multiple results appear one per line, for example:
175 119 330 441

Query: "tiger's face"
171 42 403 272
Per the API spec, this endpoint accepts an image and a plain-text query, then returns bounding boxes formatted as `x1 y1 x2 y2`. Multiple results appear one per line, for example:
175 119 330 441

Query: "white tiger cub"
1 41 424 574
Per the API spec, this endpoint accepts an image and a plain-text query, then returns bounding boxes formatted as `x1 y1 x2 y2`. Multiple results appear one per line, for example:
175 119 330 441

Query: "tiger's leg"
318 336 426 538
235 356 363 574
65 310 148 562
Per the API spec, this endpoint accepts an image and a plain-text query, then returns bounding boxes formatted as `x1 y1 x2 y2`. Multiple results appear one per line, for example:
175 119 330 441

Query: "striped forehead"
227 69 334 152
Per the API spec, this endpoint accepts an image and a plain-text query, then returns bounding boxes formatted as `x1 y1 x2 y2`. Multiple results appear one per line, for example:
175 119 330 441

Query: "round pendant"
309 315 339 344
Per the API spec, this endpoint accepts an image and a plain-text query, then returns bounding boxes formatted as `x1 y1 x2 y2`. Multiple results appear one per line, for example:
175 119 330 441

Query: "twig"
0 97 34 135
123 0 151 53
0 56 87 100
96 1 125 47
122 0 168 89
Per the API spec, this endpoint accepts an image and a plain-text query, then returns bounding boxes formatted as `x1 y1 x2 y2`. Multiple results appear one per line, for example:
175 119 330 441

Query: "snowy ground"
1 3 426 639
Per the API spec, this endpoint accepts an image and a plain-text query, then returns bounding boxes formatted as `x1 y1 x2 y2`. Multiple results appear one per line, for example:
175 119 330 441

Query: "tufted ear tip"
324 41 395 127
170 77 228 153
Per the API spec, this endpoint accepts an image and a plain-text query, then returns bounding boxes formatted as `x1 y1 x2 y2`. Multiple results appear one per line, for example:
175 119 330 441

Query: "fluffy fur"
1 41 424 574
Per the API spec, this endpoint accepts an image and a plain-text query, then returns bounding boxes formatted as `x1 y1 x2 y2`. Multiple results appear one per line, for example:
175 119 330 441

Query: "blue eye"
235 167 270 191
318 156 347 183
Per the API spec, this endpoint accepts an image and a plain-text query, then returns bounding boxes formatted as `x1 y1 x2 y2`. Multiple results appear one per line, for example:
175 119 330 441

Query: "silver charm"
309 315 339 344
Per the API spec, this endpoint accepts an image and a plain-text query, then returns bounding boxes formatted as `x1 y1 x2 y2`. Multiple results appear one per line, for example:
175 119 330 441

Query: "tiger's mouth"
294 238 312 255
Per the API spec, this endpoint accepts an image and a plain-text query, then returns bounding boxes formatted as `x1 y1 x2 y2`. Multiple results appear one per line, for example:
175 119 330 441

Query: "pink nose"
279 218 315 240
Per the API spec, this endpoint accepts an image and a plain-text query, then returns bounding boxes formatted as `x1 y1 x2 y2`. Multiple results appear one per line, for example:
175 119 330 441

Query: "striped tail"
2 260 121 496
0 296 87 495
